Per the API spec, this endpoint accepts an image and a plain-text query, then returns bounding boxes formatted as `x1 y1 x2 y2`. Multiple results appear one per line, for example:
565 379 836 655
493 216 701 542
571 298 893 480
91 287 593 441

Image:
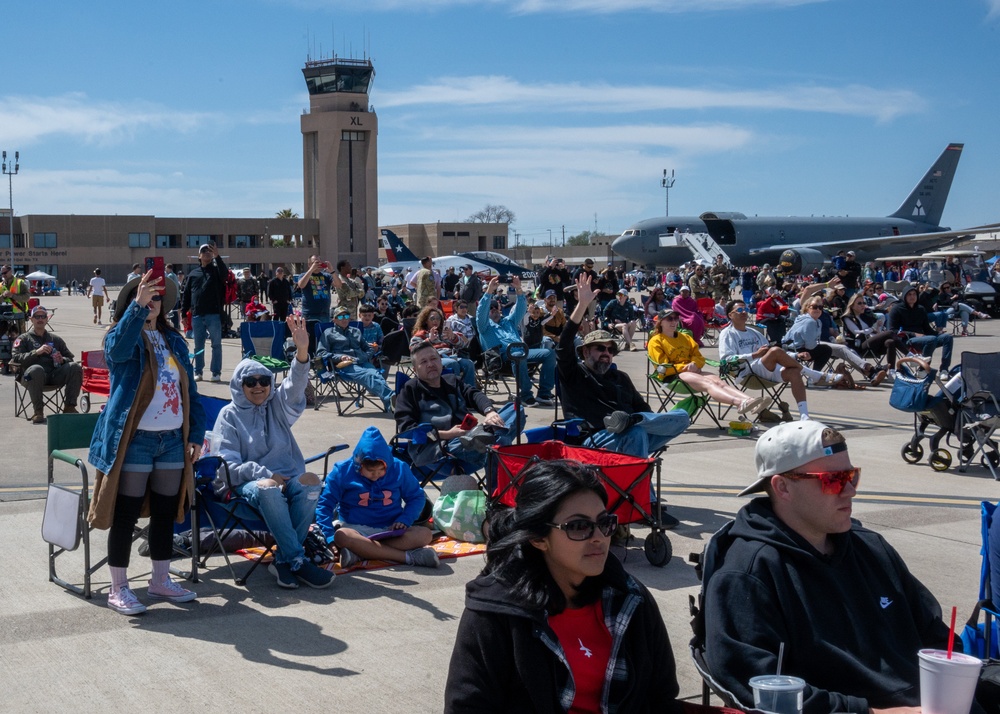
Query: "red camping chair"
79 350 110 413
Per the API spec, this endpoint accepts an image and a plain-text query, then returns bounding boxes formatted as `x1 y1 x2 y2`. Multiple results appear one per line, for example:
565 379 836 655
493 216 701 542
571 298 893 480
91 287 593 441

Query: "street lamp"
2 151 18 269
547 229 552 247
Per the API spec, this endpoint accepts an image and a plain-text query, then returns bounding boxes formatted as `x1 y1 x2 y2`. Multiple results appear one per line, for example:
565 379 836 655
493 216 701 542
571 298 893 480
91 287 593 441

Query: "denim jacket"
88 301 206 473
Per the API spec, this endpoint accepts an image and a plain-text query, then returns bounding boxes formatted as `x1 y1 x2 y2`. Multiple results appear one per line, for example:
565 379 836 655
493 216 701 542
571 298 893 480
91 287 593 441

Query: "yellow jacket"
647 332 705 379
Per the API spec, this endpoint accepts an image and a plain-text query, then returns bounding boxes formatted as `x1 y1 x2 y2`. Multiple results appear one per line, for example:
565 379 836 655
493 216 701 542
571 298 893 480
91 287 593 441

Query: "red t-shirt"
548 600 613 713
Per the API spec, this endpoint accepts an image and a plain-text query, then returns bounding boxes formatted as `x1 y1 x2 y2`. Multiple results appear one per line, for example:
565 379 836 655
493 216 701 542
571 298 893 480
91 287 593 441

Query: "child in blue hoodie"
317 426 439 569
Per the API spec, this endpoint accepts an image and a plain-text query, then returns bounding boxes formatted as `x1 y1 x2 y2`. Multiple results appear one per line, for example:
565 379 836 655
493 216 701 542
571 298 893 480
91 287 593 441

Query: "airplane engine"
778 248 827 277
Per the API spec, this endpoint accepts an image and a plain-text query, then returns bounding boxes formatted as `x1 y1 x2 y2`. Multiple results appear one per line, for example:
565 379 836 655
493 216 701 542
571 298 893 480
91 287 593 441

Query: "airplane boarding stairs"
659 231 733 265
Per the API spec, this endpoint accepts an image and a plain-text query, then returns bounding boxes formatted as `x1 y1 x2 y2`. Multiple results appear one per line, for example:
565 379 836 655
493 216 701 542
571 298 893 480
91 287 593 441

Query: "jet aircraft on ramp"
378 229 531 278
611 143 1000 272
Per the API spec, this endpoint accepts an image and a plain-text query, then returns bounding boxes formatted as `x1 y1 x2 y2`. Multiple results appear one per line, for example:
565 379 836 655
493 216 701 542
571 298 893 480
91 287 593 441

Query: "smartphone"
498 274 513 284
145 256 165 284
460 413 479 430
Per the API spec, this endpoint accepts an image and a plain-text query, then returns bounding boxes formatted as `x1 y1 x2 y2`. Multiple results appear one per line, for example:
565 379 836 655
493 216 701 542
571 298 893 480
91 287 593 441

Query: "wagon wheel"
644 531 672 567
80 394 91 413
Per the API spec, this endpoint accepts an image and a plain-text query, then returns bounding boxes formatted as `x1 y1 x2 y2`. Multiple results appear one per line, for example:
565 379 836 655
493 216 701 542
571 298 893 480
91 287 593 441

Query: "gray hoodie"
214 357 309 495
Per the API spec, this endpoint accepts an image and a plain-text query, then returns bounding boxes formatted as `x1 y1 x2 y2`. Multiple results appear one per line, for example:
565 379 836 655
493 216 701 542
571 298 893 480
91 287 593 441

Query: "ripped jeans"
236 475 321 567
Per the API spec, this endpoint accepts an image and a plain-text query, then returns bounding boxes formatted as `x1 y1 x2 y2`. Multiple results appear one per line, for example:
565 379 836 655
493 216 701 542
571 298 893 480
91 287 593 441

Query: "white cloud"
379 76 924 122
288 0 826 13
0 93 214 146
988 0 1000 18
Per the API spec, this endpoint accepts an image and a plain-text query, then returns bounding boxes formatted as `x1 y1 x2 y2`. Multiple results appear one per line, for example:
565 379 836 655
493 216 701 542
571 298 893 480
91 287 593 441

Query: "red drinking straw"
948 606 957 659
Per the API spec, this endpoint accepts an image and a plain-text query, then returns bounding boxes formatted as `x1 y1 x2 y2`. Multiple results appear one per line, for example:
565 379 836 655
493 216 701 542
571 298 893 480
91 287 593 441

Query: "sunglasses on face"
780 467 861 495
242 375 272 389
808 305 823 310
548 513 618 541
664 315 679 321
730 307 748 315
31 315 48 320
150 295 162 302
335 314 351 320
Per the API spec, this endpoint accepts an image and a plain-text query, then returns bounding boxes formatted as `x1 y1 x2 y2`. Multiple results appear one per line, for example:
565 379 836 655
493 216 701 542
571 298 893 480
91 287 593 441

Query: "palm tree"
274 209 300 246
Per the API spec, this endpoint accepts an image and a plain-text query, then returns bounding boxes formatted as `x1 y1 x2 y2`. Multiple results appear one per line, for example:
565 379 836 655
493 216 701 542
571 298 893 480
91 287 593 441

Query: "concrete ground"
2 291 998 712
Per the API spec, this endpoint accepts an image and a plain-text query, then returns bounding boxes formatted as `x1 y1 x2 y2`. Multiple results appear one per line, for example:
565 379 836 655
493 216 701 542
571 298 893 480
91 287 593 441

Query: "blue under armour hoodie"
214 357 309 495
315 426 425 542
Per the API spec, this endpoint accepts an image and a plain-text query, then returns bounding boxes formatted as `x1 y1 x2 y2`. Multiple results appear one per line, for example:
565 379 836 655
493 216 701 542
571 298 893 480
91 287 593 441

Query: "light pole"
2 151 18 270
661 169 675 217
547 229 552 247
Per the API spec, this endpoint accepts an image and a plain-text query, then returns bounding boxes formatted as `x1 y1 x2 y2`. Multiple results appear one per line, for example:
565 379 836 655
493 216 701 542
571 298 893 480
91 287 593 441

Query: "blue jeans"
236 475 320 567
512 347 556 400
192 313 223 377
122 428 185 473
446 402 525 472
927 311 949 330
586 410 690 501
337 361 394 409
907 333 954 372
442 356 477 387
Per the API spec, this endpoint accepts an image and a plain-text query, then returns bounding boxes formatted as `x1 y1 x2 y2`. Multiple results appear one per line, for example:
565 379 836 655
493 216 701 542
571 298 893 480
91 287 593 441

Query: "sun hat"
114 275 179 323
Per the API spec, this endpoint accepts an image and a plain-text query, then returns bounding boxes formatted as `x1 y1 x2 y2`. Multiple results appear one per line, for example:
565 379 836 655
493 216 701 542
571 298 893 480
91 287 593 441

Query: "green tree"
273 208 300 247
567 230 598 246
466 204 516 225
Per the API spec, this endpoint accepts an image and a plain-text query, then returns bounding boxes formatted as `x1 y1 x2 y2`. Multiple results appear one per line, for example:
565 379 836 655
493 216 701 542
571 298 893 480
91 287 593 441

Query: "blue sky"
3 0 999 245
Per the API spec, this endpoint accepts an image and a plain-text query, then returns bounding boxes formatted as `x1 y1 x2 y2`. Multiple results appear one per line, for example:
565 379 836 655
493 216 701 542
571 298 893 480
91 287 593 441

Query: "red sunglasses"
780 468 861 495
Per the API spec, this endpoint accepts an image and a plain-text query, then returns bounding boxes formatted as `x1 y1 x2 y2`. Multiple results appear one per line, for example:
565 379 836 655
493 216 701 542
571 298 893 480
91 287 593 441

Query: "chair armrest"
305 443 350 477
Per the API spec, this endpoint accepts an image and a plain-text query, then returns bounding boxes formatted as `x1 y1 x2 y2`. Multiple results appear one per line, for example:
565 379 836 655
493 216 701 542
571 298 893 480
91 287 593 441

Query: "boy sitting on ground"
316 425 439 569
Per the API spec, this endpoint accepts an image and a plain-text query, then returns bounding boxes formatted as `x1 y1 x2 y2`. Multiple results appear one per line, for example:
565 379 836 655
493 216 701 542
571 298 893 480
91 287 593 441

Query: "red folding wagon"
486 440 672 566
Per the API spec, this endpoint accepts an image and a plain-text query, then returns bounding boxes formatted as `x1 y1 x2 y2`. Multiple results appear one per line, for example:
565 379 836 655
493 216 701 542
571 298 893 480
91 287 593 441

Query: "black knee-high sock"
108 495 144 568
148 490 181 562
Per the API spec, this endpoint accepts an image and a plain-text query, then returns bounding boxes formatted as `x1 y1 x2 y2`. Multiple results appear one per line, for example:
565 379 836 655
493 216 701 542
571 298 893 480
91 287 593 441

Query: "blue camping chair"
240 321 290 379
185 395 349 585
961 500 1000 659
311 321 386 415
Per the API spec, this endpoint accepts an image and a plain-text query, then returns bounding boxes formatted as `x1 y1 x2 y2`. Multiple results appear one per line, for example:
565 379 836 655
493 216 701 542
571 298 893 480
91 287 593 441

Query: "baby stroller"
486 438 673 566
79 350 110 413
893 355 1000 477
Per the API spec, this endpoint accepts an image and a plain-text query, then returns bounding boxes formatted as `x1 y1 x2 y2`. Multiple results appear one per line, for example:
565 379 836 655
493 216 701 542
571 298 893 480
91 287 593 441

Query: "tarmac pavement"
2 291 998 712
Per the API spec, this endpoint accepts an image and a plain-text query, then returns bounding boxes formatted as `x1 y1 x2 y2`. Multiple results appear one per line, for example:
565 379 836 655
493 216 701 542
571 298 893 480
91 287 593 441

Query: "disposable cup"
918 648 982 714
749 675 806 714
202 430 222 456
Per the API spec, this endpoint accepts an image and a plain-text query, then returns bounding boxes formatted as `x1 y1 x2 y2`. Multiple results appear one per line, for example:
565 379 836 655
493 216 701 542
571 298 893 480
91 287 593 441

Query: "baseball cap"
847 250 856 256
584 258 595 266
30 305 50 317
544 289 557 298
739 420 849 496
580 329 617 351
679 285 691 292
658 308 679 319
617 288 628 296
198 244 213 253
333 307 352 318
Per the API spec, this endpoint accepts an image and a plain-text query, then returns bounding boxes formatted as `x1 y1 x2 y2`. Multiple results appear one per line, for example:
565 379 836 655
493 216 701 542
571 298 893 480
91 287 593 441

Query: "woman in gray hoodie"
214 315 335 590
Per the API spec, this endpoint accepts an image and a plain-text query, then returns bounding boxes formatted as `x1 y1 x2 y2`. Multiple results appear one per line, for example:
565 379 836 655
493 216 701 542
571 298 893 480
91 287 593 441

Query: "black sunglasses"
150 295 163 302
242 375 272 388
547 513 618 541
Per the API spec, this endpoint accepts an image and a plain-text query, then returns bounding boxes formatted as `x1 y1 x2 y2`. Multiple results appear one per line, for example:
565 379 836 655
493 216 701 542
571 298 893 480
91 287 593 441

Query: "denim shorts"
122 428 186 473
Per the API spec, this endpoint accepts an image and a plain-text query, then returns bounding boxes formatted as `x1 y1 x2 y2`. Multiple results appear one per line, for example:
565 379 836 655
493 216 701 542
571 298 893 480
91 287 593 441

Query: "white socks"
798 401 810 420
151 560 170 587
110 566 129 592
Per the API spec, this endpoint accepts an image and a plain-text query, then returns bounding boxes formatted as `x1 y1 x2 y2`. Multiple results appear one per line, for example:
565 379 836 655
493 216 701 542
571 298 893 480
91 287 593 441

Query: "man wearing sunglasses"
11 306 83 423
702 420 960 714
213 315 334 589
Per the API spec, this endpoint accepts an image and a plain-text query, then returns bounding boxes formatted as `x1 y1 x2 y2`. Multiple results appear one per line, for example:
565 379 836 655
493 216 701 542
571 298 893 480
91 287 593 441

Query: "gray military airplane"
611 143 1000 272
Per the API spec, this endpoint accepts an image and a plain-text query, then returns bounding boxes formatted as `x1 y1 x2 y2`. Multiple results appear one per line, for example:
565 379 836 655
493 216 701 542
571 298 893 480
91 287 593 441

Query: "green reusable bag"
432 490 487 544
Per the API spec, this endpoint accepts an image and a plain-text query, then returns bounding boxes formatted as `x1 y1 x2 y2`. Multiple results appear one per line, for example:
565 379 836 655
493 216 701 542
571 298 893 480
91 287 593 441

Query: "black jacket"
702 498 956 714
394 373 494 434
180 256 228 317
445 555 683 714
267 276 292 305
556 319 649 434
886 298 935 336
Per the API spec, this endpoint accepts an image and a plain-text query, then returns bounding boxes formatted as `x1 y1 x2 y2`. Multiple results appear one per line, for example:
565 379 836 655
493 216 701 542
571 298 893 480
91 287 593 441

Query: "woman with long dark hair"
88 272 206 615
412 305 475 386
445 460 683 713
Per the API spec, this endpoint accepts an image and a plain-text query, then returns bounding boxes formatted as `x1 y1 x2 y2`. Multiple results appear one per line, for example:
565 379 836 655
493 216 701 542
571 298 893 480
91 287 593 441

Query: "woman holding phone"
88 271 206 615
445 460 684 713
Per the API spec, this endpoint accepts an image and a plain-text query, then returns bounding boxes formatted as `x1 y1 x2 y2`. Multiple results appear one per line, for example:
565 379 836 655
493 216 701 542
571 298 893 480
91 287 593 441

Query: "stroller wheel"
80 394 91 413
644 532 672 567
901 442 924 464
929 449 952 472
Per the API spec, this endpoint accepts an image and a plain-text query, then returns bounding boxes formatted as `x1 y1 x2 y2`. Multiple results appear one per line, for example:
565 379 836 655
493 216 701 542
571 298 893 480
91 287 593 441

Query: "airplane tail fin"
889 143 963 226
379 229 419 263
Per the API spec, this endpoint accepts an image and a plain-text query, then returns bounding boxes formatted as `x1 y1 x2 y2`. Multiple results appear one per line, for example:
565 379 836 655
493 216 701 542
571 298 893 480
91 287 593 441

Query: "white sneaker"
738 396 766 418
194 374 203 382
108 585 147 615
147 577 197 603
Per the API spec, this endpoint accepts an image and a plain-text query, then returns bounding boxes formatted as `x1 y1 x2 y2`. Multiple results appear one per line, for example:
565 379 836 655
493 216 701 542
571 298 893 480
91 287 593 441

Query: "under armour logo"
578 638 592 658
880 597 893 609
358 490 393 507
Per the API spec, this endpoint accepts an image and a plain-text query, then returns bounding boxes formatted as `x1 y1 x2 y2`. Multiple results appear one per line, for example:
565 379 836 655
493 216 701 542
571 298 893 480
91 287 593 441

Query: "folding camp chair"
697 297 727 348
688 521 753 709
955 352 1000 480
240 320 290 379
44 413 102 598
645 357 726 430
311 321 385 415
13 363 65 419
960 501 1000 660
185 395 349 585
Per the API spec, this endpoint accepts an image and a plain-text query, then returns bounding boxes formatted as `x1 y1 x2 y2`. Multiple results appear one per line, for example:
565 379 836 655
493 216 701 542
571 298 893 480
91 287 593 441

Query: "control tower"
301 57 378 266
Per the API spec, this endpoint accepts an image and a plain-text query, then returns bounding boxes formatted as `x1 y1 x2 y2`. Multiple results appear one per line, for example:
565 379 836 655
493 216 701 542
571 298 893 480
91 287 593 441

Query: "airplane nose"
612 232 633 258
